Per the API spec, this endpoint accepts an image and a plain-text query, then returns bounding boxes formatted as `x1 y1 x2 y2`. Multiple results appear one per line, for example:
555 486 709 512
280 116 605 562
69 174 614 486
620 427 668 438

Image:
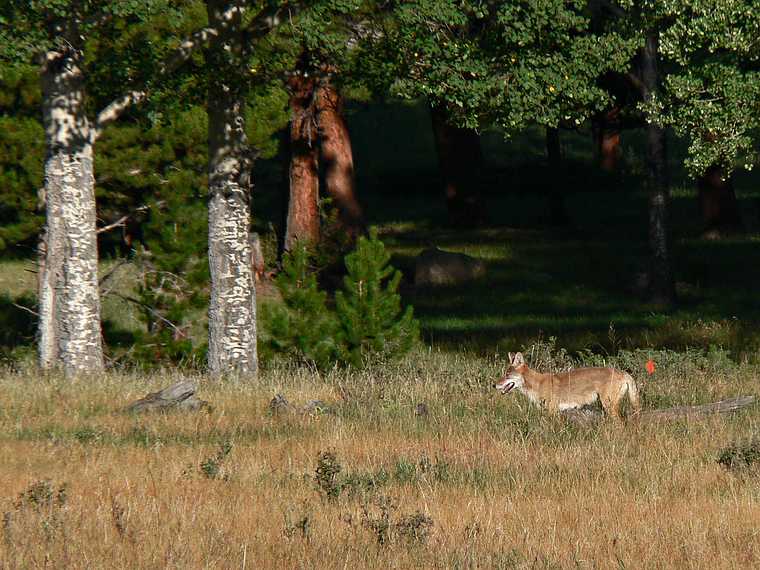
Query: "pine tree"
262 242 340 369
335 230 419 367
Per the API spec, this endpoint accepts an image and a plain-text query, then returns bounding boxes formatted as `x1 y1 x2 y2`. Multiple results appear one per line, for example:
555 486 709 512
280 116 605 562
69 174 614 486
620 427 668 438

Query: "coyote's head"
494 352 526 394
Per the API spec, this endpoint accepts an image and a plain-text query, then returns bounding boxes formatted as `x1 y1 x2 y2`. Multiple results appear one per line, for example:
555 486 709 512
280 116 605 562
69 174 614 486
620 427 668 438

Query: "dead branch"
11 302 39 318
639 396 755 421
562 396 755 424
105 291 186 339
97 215 129 235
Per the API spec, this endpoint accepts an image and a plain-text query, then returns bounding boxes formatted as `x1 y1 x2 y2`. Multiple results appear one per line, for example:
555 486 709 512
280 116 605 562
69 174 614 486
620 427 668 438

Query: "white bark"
207 0 258 378
39 46 104 373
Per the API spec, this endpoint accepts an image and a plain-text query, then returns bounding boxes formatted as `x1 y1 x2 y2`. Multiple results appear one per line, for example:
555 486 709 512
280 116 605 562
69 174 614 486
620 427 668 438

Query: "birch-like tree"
205 0 361 375
205 0 262 377
0 1 219 374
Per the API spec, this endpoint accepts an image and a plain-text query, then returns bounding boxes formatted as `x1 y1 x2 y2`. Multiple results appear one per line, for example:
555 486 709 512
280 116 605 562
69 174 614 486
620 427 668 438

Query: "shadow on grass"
386 193 760 356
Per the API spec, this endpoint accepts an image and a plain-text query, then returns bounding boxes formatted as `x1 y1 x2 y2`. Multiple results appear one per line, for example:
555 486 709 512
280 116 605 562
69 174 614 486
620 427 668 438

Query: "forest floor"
1 348 759 568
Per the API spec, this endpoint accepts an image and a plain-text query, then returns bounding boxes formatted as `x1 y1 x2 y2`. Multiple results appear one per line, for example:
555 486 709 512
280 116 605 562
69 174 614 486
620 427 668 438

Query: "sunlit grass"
1 348 759 568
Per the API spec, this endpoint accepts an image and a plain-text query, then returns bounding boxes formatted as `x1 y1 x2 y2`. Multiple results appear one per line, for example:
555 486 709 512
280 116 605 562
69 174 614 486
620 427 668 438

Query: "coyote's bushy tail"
625 374 641 415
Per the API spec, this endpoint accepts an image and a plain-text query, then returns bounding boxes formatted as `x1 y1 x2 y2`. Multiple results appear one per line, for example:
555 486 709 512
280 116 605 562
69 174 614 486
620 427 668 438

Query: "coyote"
494 352 640 419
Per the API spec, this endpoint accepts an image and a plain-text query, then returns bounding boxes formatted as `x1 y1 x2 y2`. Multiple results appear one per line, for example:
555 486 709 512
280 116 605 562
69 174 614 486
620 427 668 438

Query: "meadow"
1 346 759 569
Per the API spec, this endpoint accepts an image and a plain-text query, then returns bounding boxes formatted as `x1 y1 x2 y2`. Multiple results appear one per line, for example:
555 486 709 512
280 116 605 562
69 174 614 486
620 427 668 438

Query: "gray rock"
269 394 334 416
269 393 293 415
303 399 333 414
414 247 486 287
124 381 210 413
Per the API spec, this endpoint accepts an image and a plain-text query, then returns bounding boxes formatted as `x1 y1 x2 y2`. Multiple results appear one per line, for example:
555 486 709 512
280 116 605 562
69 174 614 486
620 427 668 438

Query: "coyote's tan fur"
494 352 640 419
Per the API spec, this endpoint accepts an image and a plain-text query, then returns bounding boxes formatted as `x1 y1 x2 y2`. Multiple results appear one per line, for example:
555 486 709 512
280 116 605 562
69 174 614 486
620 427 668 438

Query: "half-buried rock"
124 381 210 413
414 247 486 287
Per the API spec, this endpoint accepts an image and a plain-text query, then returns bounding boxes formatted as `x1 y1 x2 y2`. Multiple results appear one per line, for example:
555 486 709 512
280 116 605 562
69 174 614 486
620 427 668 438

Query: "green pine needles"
263 230 419 369
335 230 419 367
264 243 341 369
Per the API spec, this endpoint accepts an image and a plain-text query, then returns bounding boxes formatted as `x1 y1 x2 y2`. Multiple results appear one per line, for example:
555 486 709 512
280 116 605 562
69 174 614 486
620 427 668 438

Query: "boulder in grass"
414 247 486 287
269 393 294 415
269 393 335 416
303 399 333 415
125 381 210 413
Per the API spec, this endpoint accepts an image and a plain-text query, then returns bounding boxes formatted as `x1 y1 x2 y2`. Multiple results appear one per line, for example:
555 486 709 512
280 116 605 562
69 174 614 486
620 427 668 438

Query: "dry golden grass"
1 350 759 569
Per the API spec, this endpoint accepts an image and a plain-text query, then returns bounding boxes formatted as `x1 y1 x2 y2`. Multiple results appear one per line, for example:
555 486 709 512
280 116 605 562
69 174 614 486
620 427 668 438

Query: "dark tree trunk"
39 38 104 375
698 165 741 237
429 104 486 226
592 108 622 172
546 127 569 226
641 33 675 305
316 77 365 238
285 69 320 250
206 0 258 377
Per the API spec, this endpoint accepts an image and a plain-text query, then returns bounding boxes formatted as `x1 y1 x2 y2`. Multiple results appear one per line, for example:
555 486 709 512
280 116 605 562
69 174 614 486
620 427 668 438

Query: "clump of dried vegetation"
0 345 758 568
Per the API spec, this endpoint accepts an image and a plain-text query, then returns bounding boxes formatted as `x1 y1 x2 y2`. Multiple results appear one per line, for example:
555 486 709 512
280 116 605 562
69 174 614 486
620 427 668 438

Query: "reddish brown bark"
429 104 486 226
315 79 365 238
285 71 320 251
698 165 741 237
592 108 622 172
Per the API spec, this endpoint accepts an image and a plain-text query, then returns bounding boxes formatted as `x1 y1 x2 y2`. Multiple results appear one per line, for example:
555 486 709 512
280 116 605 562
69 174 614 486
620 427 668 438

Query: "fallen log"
562 396 755 424
124 380 210 413
641 396 755 421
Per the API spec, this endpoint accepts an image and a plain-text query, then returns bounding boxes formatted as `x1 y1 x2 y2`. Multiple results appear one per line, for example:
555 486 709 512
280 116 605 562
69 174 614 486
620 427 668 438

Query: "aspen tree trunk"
546 127 569 226
698 165 741 237
206 0 257 377
285 68 320 250
316 78 365 238
641 33 675 305
429 104 485 226
38 43 104 374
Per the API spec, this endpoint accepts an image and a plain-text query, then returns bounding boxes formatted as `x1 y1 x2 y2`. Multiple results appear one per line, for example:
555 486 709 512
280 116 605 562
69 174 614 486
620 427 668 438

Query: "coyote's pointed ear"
513 352 525 366
508 352 515 364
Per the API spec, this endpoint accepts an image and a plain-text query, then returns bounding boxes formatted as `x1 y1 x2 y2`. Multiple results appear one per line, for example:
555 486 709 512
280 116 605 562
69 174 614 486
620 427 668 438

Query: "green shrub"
260 242 341 369
262 231 419 369
200 441 233 480
314 450 343 501
718 440 760 471
335 229 419 367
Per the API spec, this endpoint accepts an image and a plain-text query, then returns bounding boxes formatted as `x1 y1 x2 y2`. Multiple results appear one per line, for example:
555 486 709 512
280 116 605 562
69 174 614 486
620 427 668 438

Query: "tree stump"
124 381 210 413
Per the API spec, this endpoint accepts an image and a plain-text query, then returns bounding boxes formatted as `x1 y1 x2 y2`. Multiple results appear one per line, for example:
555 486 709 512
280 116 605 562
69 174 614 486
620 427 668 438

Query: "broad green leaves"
372 0 638 133
649 0 760 176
